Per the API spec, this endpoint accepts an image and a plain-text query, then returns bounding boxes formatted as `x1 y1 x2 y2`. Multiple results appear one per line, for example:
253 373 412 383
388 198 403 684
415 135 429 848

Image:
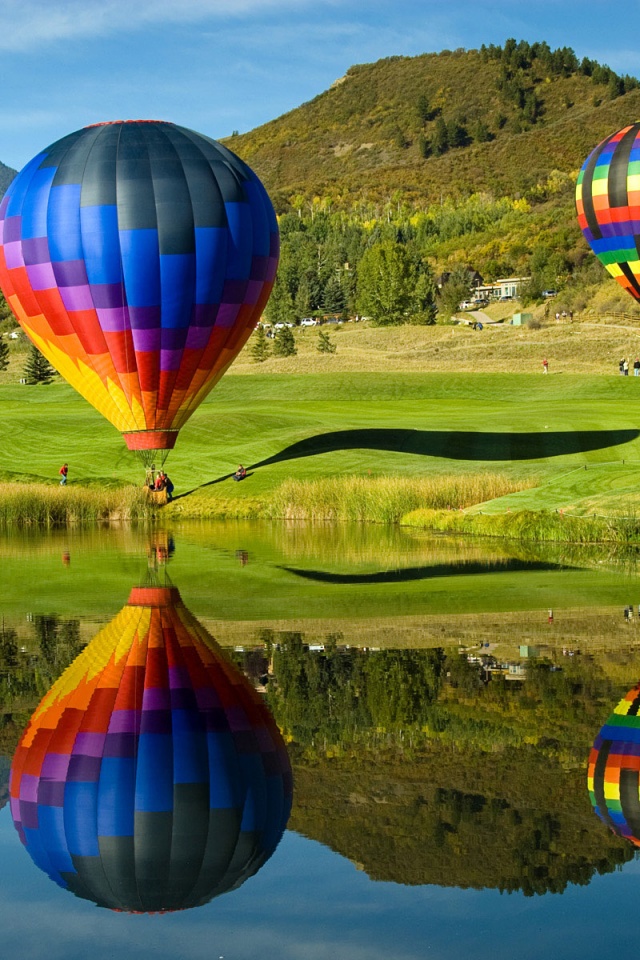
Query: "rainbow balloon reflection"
588 681 640 846
10 585 292 912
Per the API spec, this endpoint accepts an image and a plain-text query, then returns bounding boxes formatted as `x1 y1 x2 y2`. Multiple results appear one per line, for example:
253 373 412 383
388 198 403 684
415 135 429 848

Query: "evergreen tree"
356 240 436 326
431 117 449 156
0 292 15 326
436 265 475 318
264 271 296 326
250 325 270 363
446 120 469 148
472 120 492 143
0 336 9 371
417 134 431 159
321 274 347 314
416 94 431 123
273 326 297 357
23 344 55 384
317 330 337 354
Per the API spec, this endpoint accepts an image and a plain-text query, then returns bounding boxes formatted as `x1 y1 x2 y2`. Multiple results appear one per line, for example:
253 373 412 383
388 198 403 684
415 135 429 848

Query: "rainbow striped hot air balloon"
10 585 292 912
0 121 279 463
576 123 640 303
588 681 640 845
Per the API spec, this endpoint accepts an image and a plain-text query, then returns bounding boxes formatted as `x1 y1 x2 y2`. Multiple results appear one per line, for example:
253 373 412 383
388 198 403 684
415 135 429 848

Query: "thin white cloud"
0 0 339 51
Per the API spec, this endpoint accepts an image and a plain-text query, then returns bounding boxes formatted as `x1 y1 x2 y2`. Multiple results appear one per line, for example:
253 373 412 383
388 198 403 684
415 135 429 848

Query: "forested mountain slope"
226 41 640 210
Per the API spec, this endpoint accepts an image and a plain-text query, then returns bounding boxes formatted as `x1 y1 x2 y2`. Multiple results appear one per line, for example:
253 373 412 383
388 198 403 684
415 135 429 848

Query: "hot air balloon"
0 121 279 464
10 584 292 912
588 680 640 845
576 123 640 303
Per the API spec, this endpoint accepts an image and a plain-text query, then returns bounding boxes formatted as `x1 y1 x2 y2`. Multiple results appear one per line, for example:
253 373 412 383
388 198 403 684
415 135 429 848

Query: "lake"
1 521 640 960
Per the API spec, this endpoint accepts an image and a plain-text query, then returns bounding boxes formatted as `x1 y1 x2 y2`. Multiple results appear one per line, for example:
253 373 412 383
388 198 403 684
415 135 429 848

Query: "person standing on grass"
59 463 68 485
634 358 640 377
624 358 630 376
542 358 548 374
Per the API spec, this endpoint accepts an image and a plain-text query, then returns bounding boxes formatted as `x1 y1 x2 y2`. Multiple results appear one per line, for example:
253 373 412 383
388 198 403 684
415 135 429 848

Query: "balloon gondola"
588 680 640 846
0 121 279 466
576 123 640 304
10 583 292 912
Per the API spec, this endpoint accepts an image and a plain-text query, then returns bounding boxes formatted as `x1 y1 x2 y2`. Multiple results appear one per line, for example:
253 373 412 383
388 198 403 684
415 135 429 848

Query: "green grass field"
3 369 640 517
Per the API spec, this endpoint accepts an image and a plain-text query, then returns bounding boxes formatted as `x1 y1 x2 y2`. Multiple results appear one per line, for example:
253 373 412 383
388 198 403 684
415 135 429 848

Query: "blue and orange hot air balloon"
588 680 640 846
0 121 279 463
10 585 292 911
576 123 640 303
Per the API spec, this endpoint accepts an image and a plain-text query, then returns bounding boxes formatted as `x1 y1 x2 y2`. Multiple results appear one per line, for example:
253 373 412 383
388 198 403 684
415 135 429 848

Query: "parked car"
300 317 318 326
542 290 557 298
274 321 294 329
459 301 475 310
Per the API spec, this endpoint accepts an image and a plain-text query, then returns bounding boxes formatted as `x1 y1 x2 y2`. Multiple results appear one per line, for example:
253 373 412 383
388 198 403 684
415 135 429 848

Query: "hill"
219 42 640 320
0 161 16 197
225 41 640 209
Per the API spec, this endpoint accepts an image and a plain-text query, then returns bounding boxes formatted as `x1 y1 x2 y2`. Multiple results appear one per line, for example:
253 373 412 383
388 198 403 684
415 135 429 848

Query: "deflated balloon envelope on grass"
10 584 292 912
0 120 279 465
588 680 640 846
576 122 640 304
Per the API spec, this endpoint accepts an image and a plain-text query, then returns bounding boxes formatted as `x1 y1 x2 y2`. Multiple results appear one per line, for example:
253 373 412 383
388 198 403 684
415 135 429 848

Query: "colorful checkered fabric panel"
0 122 279 447
10 586 292 912
588 681 640 846
577 123 640 302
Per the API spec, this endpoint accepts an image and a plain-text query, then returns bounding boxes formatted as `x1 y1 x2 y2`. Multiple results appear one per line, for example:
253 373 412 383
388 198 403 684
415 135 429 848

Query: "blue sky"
2 0 640 172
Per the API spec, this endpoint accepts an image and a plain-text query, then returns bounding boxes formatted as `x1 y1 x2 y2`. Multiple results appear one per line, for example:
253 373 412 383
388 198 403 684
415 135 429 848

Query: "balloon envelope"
576 123 640 303
0 121 279 456
10 586 292 912
588 681 640 846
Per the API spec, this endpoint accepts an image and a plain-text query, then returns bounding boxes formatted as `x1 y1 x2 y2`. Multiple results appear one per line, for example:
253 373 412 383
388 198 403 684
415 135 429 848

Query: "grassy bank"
401 506 640 544
0 483 151 525
170 473 534 522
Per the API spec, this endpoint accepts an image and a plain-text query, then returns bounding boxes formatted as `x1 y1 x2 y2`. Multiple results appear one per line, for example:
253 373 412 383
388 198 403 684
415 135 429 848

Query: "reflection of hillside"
265 636 637 894
289 747 632 895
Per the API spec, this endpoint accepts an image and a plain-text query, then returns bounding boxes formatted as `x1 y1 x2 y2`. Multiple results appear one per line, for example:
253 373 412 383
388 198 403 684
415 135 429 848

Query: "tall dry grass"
267 473 535 523
0 483 152 525
401 507 640 544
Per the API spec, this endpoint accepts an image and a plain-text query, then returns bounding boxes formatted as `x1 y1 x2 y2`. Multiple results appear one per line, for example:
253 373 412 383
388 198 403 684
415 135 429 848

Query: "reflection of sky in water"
1 813 640 960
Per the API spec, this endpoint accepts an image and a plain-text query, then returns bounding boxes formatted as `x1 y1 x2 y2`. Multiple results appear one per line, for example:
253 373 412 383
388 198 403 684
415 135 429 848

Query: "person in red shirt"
59 463 68 485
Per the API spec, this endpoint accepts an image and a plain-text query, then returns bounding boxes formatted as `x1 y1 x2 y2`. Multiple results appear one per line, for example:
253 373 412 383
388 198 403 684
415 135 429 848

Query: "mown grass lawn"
2 370 640 516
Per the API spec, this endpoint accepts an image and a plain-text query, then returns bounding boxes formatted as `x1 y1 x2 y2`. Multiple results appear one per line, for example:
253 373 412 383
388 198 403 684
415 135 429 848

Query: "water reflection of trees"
263 631 444 744
0 615 82 714
261 633 636 896
1 621 636 898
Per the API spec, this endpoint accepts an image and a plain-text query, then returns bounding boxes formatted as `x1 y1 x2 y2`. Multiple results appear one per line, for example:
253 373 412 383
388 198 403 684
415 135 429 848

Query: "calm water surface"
1 522 640 960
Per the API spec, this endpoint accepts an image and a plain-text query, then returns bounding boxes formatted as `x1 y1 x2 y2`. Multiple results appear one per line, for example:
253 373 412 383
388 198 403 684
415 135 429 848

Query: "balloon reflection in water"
10 585 292 912
588 681 640 845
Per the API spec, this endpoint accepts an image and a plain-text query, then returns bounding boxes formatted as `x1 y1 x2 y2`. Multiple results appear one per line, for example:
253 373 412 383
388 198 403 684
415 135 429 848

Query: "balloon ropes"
588 681 640 847
576 122 640 304
10 583 292 912
0 121 279 465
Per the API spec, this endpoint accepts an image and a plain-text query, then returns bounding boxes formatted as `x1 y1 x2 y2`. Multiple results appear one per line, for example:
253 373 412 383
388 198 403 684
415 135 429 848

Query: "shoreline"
2 479 640 547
